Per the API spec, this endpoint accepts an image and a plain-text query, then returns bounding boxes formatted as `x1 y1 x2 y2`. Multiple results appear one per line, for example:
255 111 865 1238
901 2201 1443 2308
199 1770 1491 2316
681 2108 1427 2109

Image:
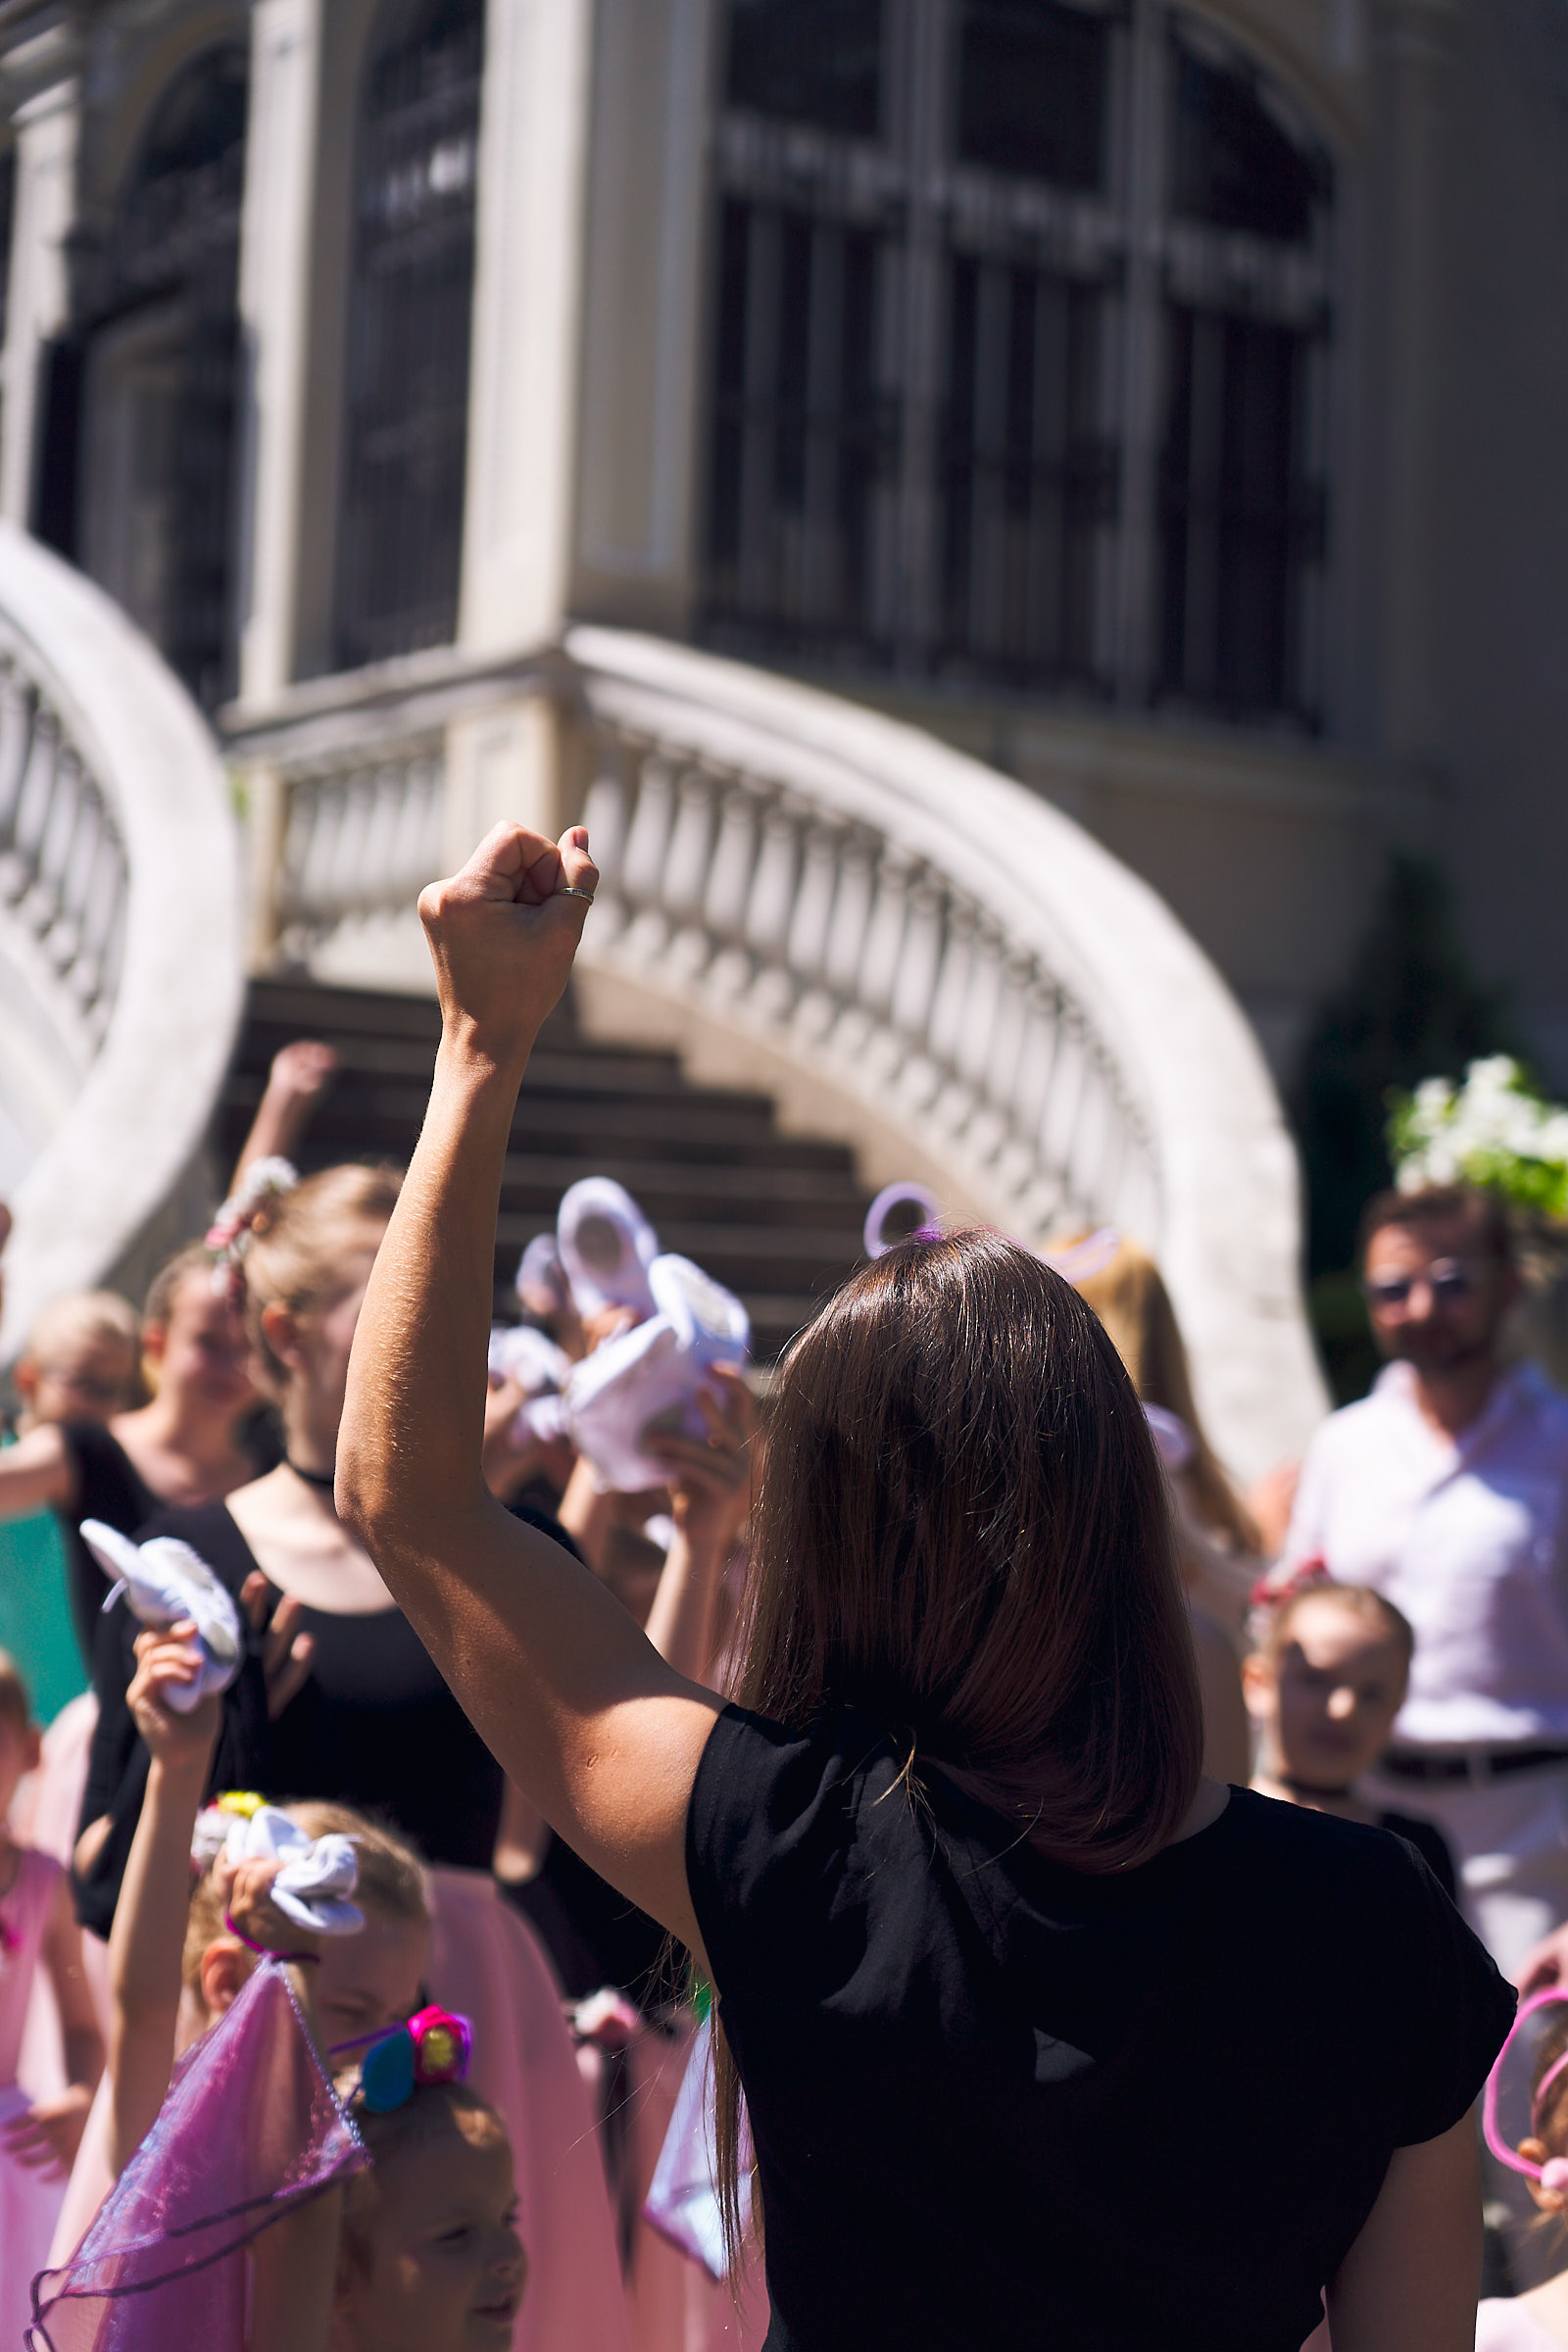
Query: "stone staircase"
213 977 877 1361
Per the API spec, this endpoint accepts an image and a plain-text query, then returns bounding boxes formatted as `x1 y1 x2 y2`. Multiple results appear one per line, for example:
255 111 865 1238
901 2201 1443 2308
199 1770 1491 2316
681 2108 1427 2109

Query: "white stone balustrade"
0 522 244 1355
564 628 1326 1478
233 624 1326 1475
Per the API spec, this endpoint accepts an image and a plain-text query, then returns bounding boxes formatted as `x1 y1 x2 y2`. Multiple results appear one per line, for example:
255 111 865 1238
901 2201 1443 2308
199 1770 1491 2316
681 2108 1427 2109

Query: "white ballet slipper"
487 1323 572 1396
514 1231 571 1318
79 1521 242 1711
643 2014 753 2280
564 1254 750 1494
557 1177 661 1321
224 1804 364 1936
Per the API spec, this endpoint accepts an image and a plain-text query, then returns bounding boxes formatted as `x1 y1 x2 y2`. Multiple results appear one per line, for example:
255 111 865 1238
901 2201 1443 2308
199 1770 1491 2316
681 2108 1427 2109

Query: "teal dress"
0 1432 87 1726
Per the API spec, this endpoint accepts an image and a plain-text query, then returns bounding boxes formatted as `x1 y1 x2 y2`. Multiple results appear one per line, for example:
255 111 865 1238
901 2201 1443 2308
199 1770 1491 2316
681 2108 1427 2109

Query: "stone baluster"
11 705 58 892
858 847 915 1021
956 922 1004 1093
926 899 978 1080
1036 1012 1088 1216
744 801 799 961
618 751 680 947
578 751 631 935
75 808 123 1006
822 834 876 1000
661 765 718 981
705 777 763 999
787 820 843 989
0 675 32 845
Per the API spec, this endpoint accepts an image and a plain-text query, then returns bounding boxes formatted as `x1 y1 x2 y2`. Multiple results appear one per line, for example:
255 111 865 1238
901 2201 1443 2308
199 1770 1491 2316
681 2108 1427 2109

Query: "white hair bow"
224 1804 364 1936
79 1521 242 1711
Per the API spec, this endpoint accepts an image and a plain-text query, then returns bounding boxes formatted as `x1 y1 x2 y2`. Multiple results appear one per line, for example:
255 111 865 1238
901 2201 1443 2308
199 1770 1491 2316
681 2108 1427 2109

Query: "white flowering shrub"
1388 1056 1568 1216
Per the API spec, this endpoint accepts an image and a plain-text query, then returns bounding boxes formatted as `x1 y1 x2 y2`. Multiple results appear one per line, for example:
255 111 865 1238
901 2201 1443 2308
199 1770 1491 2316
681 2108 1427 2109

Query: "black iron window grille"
333 0 485 673
55 45 249 712
703 0 1333 727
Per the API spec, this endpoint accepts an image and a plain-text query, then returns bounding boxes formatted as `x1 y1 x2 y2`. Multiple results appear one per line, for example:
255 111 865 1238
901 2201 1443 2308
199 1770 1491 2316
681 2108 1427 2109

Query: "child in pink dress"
0 1649 103 2346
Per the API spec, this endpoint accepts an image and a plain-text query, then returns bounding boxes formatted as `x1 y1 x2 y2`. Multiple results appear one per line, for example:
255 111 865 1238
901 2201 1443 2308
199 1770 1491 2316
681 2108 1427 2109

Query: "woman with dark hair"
337 820 1516 2352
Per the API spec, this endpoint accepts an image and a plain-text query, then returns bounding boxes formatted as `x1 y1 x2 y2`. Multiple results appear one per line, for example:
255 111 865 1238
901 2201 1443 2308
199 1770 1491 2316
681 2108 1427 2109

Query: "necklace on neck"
287 1459 336 1494
1277 1770 1355 1802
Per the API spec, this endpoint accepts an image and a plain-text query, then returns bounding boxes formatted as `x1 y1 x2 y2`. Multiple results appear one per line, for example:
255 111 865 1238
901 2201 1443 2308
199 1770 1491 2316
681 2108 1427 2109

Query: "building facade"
0 0 1561 1090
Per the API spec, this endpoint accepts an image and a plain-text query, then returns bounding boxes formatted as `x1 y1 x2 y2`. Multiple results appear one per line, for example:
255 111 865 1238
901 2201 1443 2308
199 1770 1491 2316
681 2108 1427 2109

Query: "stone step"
220 976 877 1360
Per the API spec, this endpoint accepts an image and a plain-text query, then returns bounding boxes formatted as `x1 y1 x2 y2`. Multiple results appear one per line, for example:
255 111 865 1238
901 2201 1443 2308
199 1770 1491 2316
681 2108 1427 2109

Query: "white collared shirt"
1280 1360 1568 1747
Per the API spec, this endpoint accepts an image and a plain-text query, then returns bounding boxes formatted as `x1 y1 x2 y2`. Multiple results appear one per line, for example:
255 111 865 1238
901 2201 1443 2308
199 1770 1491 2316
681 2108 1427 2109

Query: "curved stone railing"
0 523 245 1356
564 628 1326 1479
231 628 1326 1475
272 736 446 965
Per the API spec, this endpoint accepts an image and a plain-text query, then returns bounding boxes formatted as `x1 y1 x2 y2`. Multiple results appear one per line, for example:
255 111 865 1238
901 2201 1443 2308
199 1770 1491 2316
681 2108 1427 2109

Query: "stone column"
448 0 596 851
570 0 718 635
458 0 595 654
1375 0 1457 763
234 0 323 706
0 20 81 527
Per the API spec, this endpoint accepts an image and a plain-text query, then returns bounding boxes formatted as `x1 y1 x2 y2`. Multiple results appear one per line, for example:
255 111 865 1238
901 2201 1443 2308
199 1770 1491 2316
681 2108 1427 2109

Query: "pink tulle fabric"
26 1958 364 2351
0 1849 70 2351
426 1866 635 2352
605 2016 768 2352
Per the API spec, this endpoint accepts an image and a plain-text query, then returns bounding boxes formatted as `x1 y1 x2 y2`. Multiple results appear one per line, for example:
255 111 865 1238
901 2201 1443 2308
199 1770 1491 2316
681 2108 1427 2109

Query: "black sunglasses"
1362 1259 1481 1310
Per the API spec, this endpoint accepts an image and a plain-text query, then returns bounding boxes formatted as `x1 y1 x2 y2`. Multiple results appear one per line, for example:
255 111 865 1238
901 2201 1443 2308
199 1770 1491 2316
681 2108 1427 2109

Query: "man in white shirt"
1278 1183 1568 1978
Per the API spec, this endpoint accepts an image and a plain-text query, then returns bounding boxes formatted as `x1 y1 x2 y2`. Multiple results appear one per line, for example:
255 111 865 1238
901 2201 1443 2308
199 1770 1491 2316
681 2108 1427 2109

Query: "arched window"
703 0 1332 726
334 0 484 672
73 45 249 710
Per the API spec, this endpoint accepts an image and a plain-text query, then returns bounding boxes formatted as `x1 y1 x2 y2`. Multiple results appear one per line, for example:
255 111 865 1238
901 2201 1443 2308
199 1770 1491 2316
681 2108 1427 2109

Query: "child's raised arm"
106 1624 219 2175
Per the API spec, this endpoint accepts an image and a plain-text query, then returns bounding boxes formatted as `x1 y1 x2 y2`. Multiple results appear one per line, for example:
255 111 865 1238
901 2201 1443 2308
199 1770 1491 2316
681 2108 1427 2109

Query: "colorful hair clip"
358 2005 473 2114
204 1156 299 1301
863 1182 943 1259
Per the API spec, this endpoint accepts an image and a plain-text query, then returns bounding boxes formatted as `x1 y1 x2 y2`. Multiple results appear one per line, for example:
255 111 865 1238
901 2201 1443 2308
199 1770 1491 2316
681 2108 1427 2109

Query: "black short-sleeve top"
686 1706 1514 2352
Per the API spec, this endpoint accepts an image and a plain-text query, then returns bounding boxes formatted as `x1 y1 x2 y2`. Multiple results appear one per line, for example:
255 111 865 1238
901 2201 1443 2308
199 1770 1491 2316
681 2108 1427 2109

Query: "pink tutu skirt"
427 1866 635 2352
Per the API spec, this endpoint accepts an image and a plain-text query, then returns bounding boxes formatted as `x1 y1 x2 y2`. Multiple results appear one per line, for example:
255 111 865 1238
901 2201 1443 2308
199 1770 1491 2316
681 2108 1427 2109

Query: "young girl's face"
1247 1598 1408 1786
313 1909 430 2055
336 2113 525 2350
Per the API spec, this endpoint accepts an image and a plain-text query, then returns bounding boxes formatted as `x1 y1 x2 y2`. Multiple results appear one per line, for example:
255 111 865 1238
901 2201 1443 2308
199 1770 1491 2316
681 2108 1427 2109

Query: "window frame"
697 0 1337 731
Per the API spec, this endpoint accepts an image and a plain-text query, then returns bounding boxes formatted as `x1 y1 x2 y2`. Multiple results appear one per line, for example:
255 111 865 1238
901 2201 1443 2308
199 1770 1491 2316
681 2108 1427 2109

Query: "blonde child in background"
1246 1582 1458 1898
0 1648 103 2343
331 2075 527 2351
47 1613 431 2262
36 1619 526 2351
0 1290 142 1726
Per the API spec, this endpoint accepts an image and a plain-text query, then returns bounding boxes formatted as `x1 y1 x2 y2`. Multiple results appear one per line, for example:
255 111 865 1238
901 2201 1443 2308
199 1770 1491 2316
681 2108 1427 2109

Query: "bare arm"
0 1421 74 1519
0 1867 106 2178
107 1631 220 2174
230 1040 338 1192
337 823 722 1963
1323 2112 1481 2352
643 1372 756 1682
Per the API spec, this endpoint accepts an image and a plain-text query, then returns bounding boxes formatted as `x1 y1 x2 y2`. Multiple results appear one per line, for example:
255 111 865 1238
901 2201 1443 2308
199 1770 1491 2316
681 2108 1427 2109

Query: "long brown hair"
713 1229 1203 2256
1072 1235 1260 1555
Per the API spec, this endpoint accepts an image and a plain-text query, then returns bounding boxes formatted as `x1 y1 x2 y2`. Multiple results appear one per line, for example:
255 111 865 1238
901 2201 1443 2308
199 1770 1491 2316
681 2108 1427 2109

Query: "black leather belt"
1381 1744 1568 1785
